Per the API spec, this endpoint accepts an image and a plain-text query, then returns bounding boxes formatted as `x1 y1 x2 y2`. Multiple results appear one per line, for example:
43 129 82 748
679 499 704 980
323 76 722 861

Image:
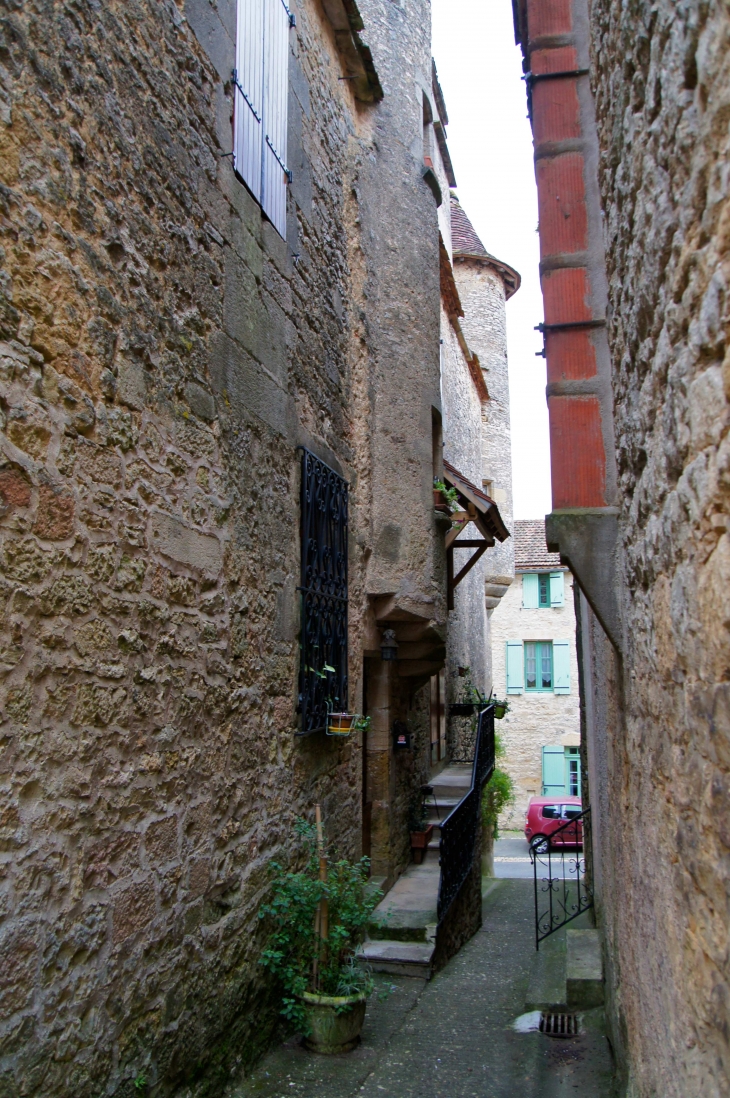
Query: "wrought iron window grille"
297 447 349 735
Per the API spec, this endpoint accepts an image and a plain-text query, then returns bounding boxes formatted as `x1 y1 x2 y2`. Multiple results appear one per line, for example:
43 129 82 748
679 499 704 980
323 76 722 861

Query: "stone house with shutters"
489 520 580 827
0 0 513 1094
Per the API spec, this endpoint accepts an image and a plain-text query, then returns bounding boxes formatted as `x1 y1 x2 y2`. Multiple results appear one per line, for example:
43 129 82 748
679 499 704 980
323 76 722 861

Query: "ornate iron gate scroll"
297 448 348 734
530 807 593 948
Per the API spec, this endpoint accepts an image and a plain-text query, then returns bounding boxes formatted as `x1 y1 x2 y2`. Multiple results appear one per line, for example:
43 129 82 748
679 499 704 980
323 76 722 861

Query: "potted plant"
408 793 434 865
260 813 380 1054
491 696 510 720
449 666 489 715
433 478 458 514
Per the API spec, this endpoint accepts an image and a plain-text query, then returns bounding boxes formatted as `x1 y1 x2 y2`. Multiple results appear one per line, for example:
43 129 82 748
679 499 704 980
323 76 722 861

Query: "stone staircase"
358 763 472 979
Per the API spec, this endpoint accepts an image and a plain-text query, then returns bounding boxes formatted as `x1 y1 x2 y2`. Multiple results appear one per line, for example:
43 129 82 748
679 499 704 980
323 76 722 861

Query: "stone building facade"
490 520 580 827
513 0 730 1094
437 194 519 758
0 0 504 1094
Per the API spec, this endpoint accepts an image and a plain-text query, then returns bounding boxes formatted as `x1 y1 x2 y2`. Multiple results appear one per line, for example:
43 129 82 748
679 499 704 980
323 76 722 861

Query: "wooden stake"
315 804 329 942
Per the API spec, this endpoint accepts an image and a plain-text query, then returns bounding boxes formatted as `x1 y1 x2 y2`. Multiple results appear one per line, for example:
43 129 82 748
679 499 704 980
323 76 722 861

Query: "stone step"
566 928 604 1009
525 919 603 1012
358 939 435 979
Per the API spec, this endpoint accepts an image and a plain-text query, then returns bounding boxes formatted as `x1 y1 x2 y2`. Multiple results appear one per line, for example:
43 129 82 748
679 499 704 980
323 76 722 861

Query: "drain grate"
539 1012 580 1038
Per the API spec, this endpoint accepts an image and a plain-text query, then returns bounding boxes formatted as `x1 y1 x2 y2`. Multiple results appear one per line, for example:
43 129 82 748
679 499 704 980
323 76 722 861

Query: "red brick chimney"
513 0 622 650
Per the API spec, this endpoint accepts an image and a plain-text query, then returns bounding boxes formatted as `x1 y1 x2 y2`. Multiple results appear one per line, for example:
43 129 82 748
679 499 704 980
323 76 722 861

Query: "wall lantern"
380 628 399 661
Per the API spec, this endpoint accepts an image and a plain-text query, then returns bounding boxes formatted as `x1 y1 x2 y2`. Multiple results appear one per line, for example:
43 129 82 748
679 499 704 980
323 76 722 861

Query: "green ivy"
481 734 515 841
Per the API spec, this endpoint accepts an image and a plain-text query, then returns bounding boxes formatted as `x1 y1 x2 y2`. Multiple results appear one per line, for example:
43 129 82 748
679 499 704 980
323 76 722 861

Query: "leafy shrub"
481 734 515 840
259 819 381 1031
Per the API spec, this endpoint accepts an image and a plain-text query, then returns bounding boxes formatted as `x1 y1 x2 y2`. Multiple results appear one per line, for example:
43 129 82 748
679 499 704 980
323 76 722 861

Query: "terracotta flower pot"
301 990 368 1054
410 824 434 864
327 713 355 736
433 489 451 514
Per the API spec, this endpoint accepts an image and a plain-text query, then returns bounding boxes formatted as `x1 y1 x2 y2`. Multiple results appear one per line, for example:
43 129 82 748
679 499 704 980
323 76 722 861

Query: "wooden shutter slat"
234 0 264 199
553 639 571 693
261 0 289 237
549 571 565 607
522 573 539 608
506 640 524 694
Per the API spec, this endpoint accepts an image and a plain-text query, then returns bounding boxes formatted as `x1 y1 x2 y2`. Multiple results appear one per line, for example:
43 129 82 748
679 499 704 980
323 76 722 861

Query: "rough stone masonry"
0 0 447 1093
515 0 730 1094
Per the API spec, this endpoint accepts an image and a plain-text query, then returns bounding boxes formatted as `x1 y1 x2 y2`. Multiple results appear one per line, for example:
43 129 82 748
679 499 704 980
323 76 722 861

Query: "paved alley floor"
229 879 616 1098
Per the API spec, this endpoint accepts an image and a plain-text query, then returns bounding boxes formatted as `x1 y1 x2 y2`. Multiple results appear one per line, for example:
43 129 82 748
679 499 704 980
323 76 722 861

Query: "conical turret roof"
449 194 521 299
450 194 488 257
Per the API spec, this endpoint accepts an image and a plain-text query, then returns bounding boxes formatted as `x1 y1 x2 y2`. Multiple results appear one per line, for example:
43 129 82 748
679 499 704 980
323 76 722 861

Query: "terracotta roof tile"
514 519 566 571
450 195 487 257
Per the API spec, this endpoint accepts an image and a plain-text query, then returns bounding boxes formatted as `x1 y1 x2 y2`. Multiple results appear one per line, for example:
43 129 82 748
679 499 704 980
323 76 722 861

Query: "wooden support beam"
452 541 488 588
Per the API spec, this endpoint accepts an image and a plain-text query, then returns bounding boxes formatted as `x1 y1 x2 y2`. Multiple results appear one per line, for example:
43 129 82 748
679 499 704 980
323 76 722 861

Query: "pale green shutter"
506 640 524 694
261 0 291 237
553 639 570 693
549 571 564 607
522 574 539 608
542 745 566 796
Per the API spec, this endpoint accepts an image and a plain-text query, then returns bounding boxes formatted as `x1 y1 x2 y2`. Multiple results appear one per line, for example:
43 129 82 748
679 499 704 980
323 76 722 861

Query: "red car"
525 796 583 851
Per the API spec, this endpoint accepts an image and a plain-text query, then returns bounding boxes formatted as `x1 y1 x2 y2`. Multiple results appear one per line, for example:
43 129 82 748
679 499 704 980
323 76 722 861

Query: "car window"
541 805 561 819
562 805 582 820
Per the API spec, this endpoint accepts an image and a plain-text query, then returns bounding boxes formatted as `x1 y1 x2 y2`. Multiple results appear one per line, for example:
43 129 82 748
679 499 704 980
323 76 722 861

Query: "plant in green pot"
490 696 510 720
259 813 381 1053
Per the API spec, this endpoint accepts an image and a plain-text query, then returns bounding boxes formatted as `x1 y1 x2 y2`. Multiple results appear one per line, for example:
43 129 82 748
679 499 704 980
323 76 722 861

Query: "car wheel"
530 834 549 854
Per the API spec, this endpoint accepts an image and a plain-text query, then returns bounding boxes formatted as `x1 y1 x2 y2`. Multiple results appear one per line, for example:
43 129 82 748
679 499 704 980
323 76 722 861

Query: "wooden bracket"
447 537 489 610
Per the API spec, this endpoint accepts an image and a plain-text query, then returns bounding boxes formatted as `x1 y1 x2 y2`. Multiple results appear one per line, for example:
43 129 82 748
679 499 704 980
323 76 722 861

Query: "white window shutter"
234 0 264 201
522 573 539 608
553 639 571 693
506 640 524 694
550 571 565 607
261 0 290 237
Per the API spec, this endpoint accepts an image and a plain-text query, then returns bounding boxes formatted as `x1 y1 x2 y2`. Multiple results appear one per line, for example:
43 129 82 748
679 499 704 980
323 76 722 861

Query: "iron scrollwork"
530 807 593 949
297 448 348 735
437 705 495 922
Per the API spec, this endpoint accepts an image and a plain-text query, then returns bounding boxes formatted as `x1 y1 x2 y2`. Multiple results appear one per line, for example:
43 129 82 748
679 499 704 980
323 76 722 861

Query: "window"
506 639 570 694
563 804 581 821
233 0 294 238
525 641 552 690
542 805 561 819
522 571 564 608
565 747 581 797
298 448 348 734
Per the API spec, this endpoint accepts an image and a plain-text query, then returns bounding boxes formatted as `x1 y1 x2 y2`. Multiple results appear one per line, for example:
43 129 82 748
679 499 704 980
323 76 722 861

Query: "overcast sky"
432 0 552 521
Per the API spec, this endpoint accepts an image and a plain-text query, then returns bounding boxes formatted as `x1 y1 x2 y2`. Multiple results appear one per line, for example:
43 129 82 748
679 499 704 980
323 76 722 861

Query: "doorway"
430 669 446 768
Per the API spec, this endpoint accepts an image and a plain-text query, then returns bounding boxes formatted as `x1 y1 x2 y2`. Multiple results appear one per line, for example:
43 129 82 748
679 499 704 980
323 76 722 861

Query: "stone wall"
515 0 730 1092
455 260 515 588
490 571 580 827
587 0 730 1094
0 0 444 1093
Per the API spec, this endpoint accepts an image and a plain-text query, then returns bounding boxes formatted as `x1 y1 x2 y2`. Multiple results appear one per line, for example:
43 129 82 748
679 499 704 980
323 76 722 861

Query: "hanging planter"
491 697 510 720
326 712 370 737
327 712 356 737
433 488 451 514
433 479 458 515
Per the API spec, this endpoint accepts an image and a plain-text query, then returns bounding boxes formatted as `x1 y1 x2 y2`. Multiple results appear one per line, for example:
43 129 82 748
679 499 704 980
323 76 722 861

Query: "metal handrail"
530 806 593 949
437 704 495 923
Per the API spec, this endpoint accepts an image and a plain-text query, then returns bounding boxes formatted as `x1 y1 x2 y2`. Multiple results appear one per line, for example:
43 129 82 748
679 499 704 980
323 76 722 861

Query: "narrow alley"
231 877 614 1098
